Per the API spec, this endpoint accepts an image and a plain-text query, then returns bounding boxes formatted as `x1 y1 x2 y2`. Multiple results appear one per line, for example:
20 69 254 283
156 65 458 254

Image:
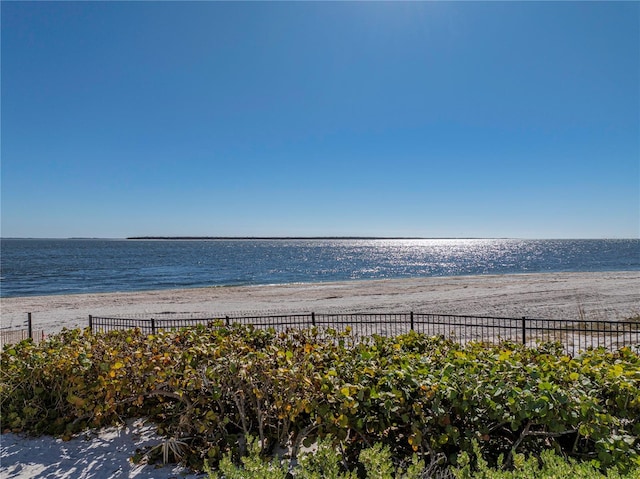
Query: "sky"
1 2 638 239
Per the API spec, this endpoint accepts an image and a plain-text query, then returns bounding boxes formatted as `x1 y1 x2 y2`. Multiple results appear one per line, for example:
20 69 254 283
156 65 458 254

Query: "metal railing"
1 313 46 349
88 312 640 356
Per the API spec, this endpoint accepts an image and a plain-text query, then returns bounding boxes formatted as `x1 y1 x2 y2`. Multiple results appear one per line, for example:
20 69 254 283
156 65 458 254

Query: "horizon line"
2 236 637 241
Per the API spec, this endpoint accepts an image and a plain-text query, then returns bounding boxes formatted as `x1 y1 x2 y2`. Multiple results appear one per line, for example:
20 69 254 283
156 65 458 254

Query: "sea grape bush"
1 325 639 474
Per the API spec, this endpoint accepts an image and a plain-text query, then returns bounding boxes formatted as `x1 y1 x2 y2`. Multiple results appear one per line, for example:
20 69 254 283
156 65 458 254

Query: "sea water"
1 238 638 298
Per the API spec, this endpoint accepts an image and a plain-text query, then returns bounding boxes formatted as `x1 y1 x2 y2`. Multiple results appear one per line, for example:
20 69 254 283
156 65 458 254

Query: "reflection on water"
1 238 638 297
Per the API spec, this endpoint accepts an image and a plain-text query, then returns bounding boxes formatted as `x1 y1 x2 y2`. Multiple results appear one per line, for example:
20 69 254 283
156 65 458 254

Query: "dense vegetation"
1 325 639 477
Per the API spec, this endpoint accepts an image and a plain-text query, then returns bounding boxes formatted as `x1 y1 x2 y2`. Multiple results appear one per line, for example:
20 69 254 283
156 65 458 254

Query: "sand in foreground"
1 271 638 335
0 419 203 479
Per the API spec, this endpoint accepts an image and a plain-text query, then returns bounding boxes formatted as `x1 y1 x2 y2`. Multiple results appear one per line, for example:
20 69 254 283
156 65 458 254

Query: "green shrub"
204 437 429 479
1 326 639 473
453 440 640 479
205 437 640 479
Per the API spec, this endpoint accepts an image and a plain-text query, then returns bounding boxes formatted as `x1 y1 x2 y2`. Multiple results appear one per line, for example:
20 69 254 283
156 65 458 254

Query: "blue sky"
2 2 638 239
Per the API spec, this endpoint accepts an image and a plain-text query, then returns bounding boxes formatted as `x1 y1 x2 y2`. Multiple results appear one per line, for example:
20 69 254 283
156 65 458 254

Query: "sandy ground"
1 271 639 478
1 271 639 335
0 419 206 479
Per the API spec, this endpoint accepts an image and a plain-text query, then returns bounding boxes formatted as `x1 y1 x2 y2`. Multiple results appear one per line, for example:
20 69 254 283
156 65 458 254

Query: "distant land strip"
126 236 436 240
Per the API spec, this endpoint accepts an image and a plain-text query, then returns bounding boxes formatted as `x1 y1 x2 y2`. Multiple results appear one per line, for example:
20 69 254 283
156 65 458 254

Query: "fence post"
410 312 414 331
27 313 32 340
89 315 93 332
225 315 230 327
311 312 316 327
151 318 156 335
522 317 526 345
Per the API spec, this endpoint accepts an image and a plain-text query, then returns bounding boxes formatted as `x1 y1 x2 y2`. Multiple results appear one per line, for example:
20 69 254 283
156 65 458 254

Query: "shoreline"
1 271 639 335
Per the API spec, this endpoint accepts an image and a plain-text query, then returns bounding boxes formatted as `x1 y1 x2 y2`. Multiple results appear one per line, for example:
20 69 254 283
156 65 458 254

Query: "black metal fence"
89 312 640 356
0 313 46 349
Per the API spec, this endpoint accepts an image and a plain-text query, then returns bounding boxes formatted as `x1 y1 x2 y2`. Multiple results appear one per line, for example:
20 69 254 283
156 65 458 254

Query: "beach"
1 270 639 479
2 271 639 335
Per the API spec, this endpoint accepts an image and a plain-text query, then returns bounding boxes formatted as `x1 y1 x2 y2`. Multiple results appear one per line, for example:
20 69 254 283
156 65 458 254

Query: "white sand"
0 419 205 479
1 271 639 478
1 271 639 335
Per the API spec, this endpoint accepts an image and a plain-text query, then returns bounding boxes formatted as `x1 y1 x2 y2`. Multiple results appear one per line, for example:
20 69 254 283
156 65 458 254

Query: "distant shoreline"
125 236 482 240
2 237 635 241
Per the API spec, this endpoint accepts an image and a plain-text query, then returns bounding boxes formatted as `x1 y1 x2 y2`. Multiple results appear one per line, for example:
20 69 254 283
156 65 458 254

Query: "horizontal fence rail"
0 313 46 350
88 312 640 356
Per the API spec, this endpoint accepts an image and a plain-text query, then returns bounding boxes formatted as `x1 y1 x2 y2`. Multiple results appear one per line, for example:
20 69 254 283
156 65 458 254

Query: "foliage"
1 325 639 474
204 436 291 479
204 436 640 479
453 440 640 479
204 437 430 479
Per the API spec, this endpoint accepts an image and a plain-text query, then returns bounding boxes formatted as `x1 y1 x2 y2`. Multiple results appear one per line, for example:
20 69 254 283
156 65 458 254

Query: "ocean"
1 238 638 298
